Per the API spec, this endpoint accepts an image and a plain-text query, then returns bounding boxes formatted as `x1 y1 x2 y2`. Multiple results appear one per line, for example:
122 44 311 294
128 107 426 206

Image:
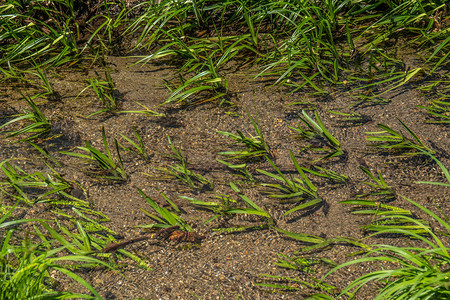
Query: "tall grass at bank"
127 0 450 99
2 0 449 100
0 1 79 72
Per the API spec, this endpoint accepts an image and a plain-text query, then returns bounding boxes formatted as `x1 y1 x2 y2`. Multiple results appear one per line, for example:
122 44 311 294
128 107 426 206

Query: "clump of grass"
290 110 343 162
132 24 255 107
163 70 230 107
348 67 423 99
328 110 371 126
0 205 107 299
257 150 321 216
180 192 238 225
61 127 127 181
257 254 339 295
338 167 425 235
81 1 128 54
25 63 61 101
138 188 192 232
321 196 450 299
417 75 450 124
217 159 256 183
53 207 116 236
152 136 212 190
77 68 120 117
0 0 79 69
225 181 275 229
301 165 348 184
0 93 51 142
0 158 119 238
218 111 270 161
118 99 165 117
120 126 150 160
185 182 274 232
418 97 450 124
215 182 275 232
366 119 434 156
0 159 76 205
347 166 395 203
256 234 371 294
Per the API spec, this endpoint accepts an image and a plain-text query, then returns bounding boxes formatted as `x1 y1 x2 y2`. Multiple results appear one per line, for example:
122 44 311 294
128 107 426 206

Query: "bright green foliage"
323 196 450 299
120 126 150 160
418 75 450 124
0 94 51 142
301 165 348 184
24 63 61 100
225 182 274 227
180 193 238 225
78 69 120 116
118 99 165 116
418 97 450 124
138 188 193 232
81 1 129 53
339 167 426 234
0 205 107 299
153 136 212 189
350 166 395 202
182 182 274 232
0 159 75 205
217 159 255 183
219 182 275 231
1 0 449 95
0 1 78 70
258 150 321 216
366 119 434 155
218 111 270 160
257 253 339 295
61 127 127 181
0 0 449 298
290 110 343 162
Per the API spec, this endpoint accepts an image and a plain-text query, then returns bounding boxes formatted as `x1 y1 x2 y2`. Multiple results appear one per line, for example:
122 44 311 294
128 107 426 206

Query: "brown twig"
101 225 179 253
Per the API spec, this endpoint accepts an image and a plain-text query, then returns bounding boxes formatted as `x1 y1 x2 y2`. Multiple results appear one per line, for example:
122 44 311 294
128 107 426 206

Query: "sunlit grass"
1 0 449 298
321 196 450 299
61 127 127 181
0 204 108 299
0 93 51 142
